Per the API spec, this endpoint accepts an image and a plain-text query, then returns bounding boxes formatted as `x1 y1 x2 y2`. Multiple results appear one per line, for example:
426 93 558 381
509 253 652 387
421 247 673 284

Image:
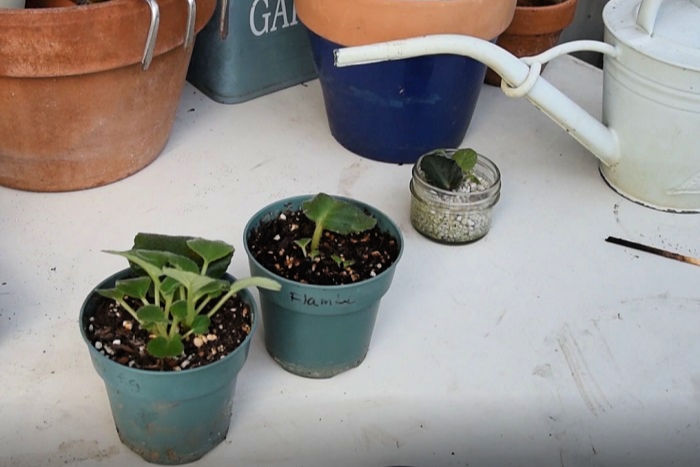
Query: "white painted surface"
1 56 699 467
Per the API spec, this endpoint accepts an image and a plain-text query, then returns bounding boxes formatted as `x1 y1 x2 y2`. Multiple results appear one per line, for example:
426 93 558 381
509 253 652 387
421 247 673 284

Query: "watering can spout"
334 34 621 167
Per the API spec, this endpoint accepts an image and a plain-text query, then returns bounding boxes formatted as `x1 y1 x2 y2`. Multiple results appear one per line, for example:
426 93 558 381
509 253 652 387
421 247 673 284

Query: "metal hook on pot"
141 0 160 70
184 0 197 49
218 0 229 40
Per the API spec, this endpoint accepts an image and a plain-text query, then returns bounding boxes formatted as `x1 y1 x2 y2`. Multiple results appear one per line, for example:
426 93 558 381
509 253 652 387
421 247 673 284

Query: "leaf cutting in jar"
420 152 464 190
421 148 481 190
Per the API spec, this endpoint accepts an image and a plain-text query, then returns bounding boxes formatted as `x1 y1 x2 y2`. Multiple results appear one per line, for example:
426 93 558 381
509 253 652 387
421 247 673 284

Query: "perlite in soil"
410 148 501 244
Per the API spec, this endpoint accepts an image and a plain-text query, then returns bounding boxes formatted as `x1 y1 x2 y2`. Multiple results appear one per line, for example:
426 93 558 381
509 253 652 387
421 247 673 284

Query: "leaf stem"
117 299 140 323
310 222 324 256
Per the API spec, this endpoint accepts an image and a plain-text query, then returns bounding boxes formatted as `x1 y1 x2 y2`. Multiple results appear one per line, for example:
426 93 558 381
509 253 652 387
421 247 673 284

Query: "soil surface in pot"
247 209 400 285
85 295 251 371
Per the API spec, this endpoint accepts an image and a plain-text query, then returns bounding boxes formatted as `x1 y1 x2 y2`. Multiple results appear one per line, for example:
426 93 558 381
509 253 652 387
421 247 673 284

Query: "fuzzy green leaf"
198 279 229 297
137 304 167 324
160 277 180 299
96 288 125 301
165 253 199 273
453 148 478 174
420 153 464 190
147 335 184 358
105 249 163 280
133 233 232 278
162 267 218 296
230 276 282 295
170 300 187 321
303 193 377 235
115 277 152 300
187 238 234 265
189 315 211 335
132 250 170 269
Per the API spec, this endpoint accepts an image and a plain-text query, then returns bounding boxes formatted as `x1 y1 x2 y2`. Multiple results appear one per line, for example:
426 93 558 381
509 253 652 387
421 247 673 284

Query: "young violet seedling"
293 238 312 258
300 193 377 257
331 254 355 269
96 235 281 359
420 148 479 190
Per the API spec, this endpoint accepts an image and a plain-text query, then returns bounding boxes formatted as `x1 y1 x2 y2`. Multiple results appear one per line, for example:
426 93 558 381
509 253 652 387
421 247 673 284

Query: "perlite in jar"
410 149 501 244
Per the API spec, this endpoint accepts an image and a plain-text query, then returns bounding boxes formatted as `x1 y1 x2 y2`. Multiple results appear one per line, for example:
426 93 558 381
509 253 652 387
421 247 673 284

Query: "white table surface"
1 56 699 467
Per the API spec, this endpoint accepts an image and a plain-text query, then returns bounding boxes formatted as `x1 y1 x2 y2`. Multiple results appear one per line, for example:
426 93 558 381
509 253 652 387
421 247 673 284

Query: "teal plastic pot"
80 269 257 465
243 195 403 378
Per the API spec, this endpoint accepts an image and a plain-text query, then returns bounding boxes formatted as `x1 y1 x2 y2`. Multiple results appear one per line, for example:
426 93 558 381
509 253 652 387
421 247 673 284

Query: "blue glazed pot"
80 269 257 465
243 195 403 378
306 28 488 164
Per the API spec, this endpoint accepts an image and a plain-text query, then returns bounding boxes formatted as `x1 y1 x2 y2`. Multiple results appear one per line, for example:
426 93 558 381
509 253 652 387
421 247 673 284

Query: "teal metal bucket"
80 270 258 464
187 0 316 103
243 195 403 378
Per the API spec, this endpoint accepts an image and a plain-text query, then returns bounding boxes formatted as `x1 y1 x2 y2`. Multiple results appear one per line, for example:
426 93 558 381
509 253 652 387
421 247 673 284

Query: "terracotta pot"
485 0 577 85
296 0 516 46
0 0 216 192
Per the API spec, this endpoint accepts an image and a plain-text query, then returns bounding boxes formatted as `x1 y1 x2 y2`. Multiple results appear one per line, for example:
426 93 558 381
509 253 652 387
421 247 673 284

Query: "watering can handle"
500 40 618 98
637 0 700 34
637 0 664 34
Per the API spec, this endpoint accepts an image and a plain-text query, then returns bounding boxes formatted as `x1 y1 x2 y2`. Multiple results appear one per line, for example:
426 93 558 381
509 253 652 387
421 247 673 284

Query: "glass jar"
410 150 501 244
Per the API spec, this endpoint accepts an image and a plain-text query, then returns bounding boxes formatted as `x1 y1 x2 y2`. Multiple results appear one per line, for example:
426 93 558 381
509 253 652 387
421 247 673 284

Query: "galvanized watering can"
334 0 700 212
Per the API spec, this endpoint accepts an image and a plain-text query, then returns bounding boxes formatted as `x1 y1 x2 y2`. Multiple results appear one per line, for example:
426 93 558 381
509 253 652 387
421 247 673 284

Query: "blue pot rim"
243 194 404 292
79 268 258 378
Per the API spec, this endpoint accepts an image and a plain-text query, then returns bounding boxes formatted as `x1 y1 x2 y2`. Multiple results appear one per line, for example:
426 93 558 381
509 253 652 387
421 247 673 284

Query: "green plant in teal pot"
80 233 280 465
244 193 403 378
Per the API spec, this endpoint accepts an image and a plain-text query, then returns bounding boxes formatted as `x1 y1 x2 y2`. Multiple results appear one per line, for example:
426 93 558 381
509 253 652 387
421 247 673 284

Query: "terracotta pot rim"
505 0 578 35
296 0 517 46
0 0 216 77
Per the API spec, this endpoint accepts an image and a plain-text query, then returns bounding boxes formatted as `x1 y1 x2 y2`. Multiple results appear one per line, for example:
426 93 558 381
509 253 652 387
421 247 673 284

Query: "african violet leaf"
187 238 234 275
133 233 233 278
162 268 219 296
303 193 376 235
147 335 184 358
420 153 464 190
137 305 167 324
164 252 199 273
453 148 478 174
105 249 163 280
96 288 125 301
228 276 281 295
190 315 211 335
198 279 230 301
115 277 152 301
160 277 180 301
170 300 187 321
302 193 377 255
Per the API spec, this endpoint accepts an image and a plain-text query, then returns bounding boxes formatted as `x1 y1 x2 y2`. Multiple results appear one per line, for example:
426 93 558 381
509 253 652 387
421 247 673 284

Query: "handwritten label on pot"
289 291 356 308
